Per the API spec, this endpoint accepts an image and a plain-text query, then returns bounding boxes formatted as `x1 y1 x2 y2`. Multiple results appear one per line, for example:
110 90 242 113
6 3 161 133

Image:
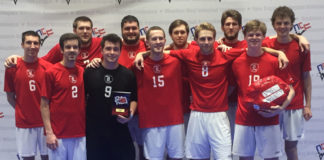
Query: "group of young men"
4 5 312 160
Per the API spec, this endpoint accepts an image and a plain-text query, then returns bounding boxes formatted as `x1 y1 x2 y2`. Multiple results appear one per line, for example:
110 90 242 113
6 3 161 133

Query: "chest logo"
250 63 259 73
26 69 35 78
104 74 113 84
69 74 77 84
81 51 89 59
153 64 161 74
128 51 136 59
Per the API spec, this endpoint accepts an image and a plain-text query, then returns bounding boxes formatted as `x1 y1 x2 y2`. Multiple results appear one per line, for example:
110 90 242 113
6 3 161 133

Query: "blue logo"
317 63 324 81
316 143 324 160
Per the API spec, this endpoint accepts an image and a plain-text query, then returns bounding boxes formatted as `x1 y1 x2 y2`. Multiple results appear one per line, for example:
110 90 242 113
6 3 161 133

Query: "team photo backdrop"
0 0 323 159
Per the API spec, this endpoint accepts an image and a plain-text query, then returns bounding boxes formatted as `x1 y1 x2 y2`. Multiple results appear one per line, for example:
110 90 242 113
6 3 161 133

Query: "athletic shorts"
185 111 232 160
280 109 305 141
16 127 47 158
143 124 185 160
128 115 143 145
48 137 86 160
232 124 282 159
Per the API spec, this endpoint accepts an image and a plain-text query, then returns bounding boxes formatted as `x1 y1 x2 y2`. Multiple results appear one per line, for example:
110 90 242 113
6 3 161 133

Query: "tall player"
84 33 137 160
5 16 102 68
167 19 192 132
40 33 86 160
4 30 51 160
232 20 295 160
132 26 185 160
264 6 312 160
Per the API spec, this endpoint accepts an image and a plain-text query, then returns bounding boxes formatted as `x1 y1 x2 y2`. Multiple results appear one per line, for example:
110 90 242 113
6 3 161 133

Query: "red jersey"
41 63 85 138
232 52 293 126
168 43 195 114
170 46 243 112
222 40 247 103
42 37 102 68
118 40 147 68
4 58 52 128
263 38 311 110
132 54 184 128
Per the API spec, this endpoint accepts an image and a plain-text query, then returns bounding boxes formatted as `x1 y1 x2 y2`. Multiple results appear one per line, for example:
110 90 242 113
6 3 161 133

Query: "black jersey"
84 64 136 160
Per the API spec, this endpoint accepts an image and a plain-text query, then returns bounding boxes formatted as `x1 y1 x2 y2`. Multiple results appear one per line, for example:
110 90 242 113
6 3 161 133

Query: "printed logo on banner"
317 63 324 81
139 26 148 36
316 143 324 160
118 0 122 4
13 0 18 5
92 27 106 37
293 22 311 35
66 0 71 5
190 26 196 39
36 28 54 46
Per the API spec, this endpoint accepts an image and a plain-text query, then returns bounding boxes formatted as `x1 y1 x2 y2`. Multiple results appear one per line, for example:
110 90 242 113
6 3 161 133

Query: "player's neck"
22 55 37 63
247 46 263 57
173 42 188 50
61 59 76 68
276 35 292 44
102 61 119 70
149 51 164 61
81 40 92 48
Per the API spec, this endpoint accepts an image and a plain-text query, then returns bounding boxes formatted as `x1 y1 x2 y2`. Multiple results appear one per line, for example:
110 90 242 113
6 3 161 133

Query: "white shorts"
16 127 48 158
128 115 143 145
280 109 305 141
185 111 231 160
48 136 86 160
143 124 185 160
232 124 282 159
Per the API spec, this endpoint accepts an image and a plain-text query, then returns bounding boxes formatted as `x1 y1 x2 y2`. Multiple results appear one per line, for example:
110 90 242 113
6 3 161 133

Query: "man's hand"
295 34 310 54
258 105 284 118
217 44 232 52
303 107 312 121
4 55 20 68
134 51 147 70
277 51 289 69
46 133 59 150
86 58 101 68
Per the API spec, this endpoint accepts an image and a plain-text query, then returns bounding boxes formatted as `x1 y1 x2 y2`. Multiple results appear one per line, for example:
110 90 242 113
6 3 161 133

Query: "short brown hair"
168 19 189 35
59 33 81 50
146 26 165 40
194 22 216 40
73 16 93 29
243 20 267 36
271 6 295 25
221 9 242 26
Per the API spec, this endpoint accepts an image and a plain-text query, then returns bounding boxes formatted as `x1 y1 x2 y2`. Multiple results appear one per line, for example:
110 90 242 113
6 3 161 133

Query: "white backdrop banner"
0 0 323 160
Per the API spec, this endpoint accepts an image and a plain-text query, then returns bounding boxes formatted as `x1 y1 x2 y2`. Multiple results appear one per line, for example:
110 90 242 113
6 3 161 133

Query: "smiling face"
245 30 265 49
273 16 292 39
101 41 121 64
73 21 92 45
146 29 166 54
122 21 140 45
22 35 40 59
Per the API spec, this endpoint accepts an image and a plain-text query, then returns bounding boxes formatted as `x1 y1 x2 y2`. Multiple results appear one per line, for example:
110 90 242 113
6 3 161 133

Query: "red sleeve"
4 68 15 92
303 51 311 72
41 44 63 64
223 48 245 60
41 70 54 99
